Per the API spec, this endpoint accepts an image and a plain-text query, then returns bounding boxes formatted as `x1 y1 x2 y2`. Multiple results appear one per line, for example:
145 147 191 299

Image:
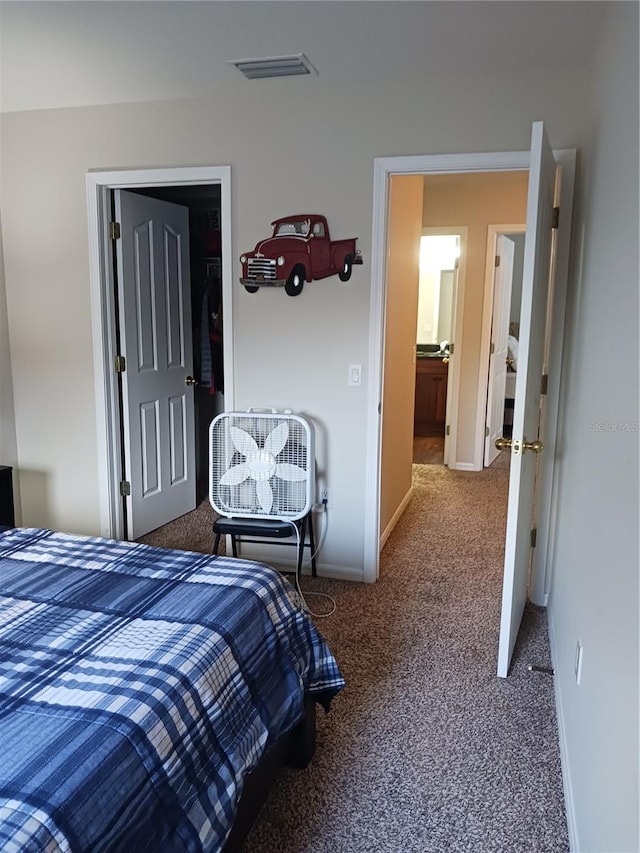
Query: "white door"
115 190 196 539
484 235 515 467
497 122 557 677
443 263 458 467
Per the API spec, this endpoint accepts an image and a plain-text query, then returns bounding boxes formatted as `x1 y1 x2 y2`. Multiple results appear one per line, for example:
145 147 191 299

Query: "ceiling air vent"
229 53 317 80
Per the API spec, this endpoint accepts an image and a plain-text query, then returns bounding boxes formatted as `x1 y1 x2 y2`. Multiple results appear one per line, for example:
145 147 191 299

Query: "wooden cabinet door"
414 358 449 436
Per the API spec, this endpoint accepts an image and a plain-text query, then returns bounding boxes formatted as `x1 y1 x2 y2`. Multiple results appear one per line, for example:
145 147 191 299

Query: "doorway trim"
364 148 576 605
477 223 526 470
86 165 233 540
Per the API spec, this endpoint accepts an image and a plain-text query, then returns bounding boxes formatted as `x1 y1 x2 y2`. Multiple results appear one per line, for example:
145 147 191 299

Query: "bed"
0 526 344 852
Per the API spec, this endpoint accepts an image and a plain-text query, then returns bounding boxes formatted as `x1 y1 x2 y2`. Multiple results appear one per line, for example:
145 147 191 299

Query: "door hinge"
495 255 501 268
530 527 537 548
449 343 454 355
446 425 451 436
485 426 490 437
119 480 131 497
490 342 495 355
114 355 126 374
551 207 560 230
540 373 548 395
109 221 121 240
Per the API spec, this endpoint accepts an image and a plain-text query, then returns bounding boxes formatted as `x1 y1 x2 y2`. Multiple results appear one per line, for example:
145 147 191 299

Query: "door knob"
495 437 512 451
185 375 198 386
495 436 544 455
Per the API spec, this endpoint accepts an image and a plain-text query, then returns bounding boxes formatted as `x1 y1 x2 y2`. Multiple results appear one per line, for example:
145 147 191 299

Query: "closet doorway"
86 166 233 542
128 185 226 509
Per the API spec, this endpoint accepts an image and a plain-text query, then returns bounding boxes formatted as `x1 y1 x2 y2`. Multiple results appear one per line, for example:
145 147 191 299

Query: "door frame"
478 223 526 469
86 166 234 540
364 148 576 605
419 226 468 469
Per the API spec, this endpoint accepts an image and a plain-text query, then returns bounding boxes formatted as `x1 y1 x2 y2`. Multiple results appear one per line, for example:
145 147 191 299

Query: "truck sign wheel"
285 266 305 297
339 253 353 282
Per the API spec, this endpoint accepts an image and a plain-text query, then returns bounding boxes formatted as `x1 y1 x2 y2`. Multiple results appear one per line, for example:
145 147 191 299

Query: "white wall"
0 63 589 574
508 233 525 328
548 3 639 850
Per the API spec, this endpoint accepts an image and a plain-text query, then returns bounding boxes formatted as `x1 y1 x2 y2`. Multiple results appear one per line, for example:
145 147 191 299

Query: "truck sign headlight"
277 256 286 266
240 254 247 264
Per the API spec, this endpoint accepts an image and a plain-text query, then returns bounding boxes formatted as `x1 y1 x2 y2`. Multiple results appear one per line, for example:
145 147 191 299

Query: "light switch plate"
348 364 362 387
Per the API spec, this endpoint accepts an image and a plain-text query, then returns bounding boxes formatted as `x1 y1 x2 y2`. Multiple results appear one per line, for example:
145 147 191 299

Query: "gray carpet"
243 461 568 852
138 459 568 852
137 495 225 555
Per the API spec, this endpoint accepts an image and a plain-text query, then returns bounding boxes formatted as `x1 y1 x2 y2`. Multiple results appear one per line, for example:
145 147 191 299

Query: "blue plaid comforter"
0 528 344 852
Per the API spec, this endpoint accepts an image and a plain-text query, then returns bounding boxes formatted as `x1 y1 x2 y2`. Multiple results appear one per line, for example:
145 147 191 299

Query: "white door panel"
497 122 557 677
115 190 196 539
485 235 515 466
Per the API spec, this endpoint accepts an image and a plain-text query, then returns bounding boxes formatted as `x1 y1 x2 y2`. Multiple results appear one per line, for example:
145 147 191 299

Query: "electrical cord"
284 509 336 619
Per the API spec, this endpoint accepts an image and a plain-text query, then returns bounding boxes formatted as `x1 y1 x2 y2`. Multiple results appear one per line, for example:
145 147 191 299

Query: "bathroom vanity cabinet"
414 357 449 436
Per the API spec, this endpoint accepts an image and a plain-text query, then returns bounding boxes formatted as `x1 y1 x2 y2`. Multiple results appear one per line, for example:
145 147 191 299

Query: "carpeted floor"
413 435 445 465
138 457 567 852
242 460 567 852
137 495 223 554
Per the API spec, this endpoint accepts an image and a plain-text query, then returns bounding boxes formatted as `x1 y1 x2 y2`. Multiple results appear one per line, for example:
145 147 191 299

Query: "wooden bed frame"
223 694 317 852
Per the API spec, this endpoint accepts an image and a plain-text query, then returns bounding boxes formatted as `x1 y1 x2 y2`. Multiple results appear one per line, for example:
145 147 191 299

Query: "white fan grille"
209 412 314 521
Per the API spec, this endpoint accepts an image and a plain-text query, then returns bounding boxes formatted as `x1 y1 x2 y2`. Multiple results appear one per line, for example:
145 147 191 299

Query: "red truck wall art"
240 214 363 296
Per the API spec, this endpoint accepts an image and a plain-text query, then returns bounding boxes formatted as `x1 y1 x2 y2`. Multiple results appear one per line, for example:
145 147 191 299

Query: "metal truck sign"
240 214 363 296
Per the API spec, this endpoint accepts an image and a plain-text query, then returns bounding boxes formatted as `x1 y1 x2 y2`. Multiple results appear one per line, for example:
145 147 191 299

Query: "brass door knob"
185 375 198 386
495 436 544 456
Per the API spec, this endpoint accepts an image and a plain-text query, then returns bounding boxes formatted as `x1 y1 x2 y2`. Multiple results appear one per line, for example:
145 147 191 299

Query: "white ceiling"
0 1 606 114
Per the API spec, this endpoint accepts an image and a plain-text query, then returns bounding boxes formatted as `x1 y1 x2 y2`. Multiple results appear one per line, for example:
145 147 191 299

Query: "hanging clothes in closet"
199 271 224 395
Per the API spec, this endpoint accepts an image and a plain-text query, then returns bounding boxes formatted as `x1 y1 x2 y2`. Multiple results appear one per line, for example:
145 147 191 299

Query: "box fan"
209 410 315 521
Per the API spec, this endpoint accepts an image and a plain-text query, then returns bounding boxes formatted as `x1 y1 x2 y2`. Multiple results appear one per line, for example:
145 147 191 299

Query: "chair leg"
231 535 238 558
295 515 306 584
307 511 317 577
213 530 221 554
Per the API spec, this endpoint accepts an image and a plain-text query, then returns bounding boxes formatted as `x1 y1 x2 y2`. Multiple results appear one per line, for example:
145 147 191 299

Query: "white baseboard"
453 462 478 471
280 561 363 582
379 486 413 550
313 562 364 582
234 545 364 583
547 610 579 852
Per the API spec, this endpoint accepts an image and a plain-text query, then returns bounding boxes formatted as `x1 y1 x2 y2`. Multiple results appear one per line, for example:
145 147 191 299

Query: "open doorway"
414 231 463 467
482 226 526 467
364 136 576 651
86 165 233 543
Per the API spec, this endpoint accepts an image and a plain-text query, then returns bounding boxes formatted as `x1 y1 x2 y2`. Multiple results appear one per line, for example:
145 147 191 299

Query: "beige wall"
548 3 639 849
0 63 588 575
380 175 423 537
423 172 528 464
0 205 20 519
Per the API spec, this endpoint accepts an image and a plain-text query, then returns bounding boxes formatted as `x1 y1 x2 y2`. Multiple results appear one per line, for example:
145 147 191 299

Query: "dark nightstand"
0 466 15 527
